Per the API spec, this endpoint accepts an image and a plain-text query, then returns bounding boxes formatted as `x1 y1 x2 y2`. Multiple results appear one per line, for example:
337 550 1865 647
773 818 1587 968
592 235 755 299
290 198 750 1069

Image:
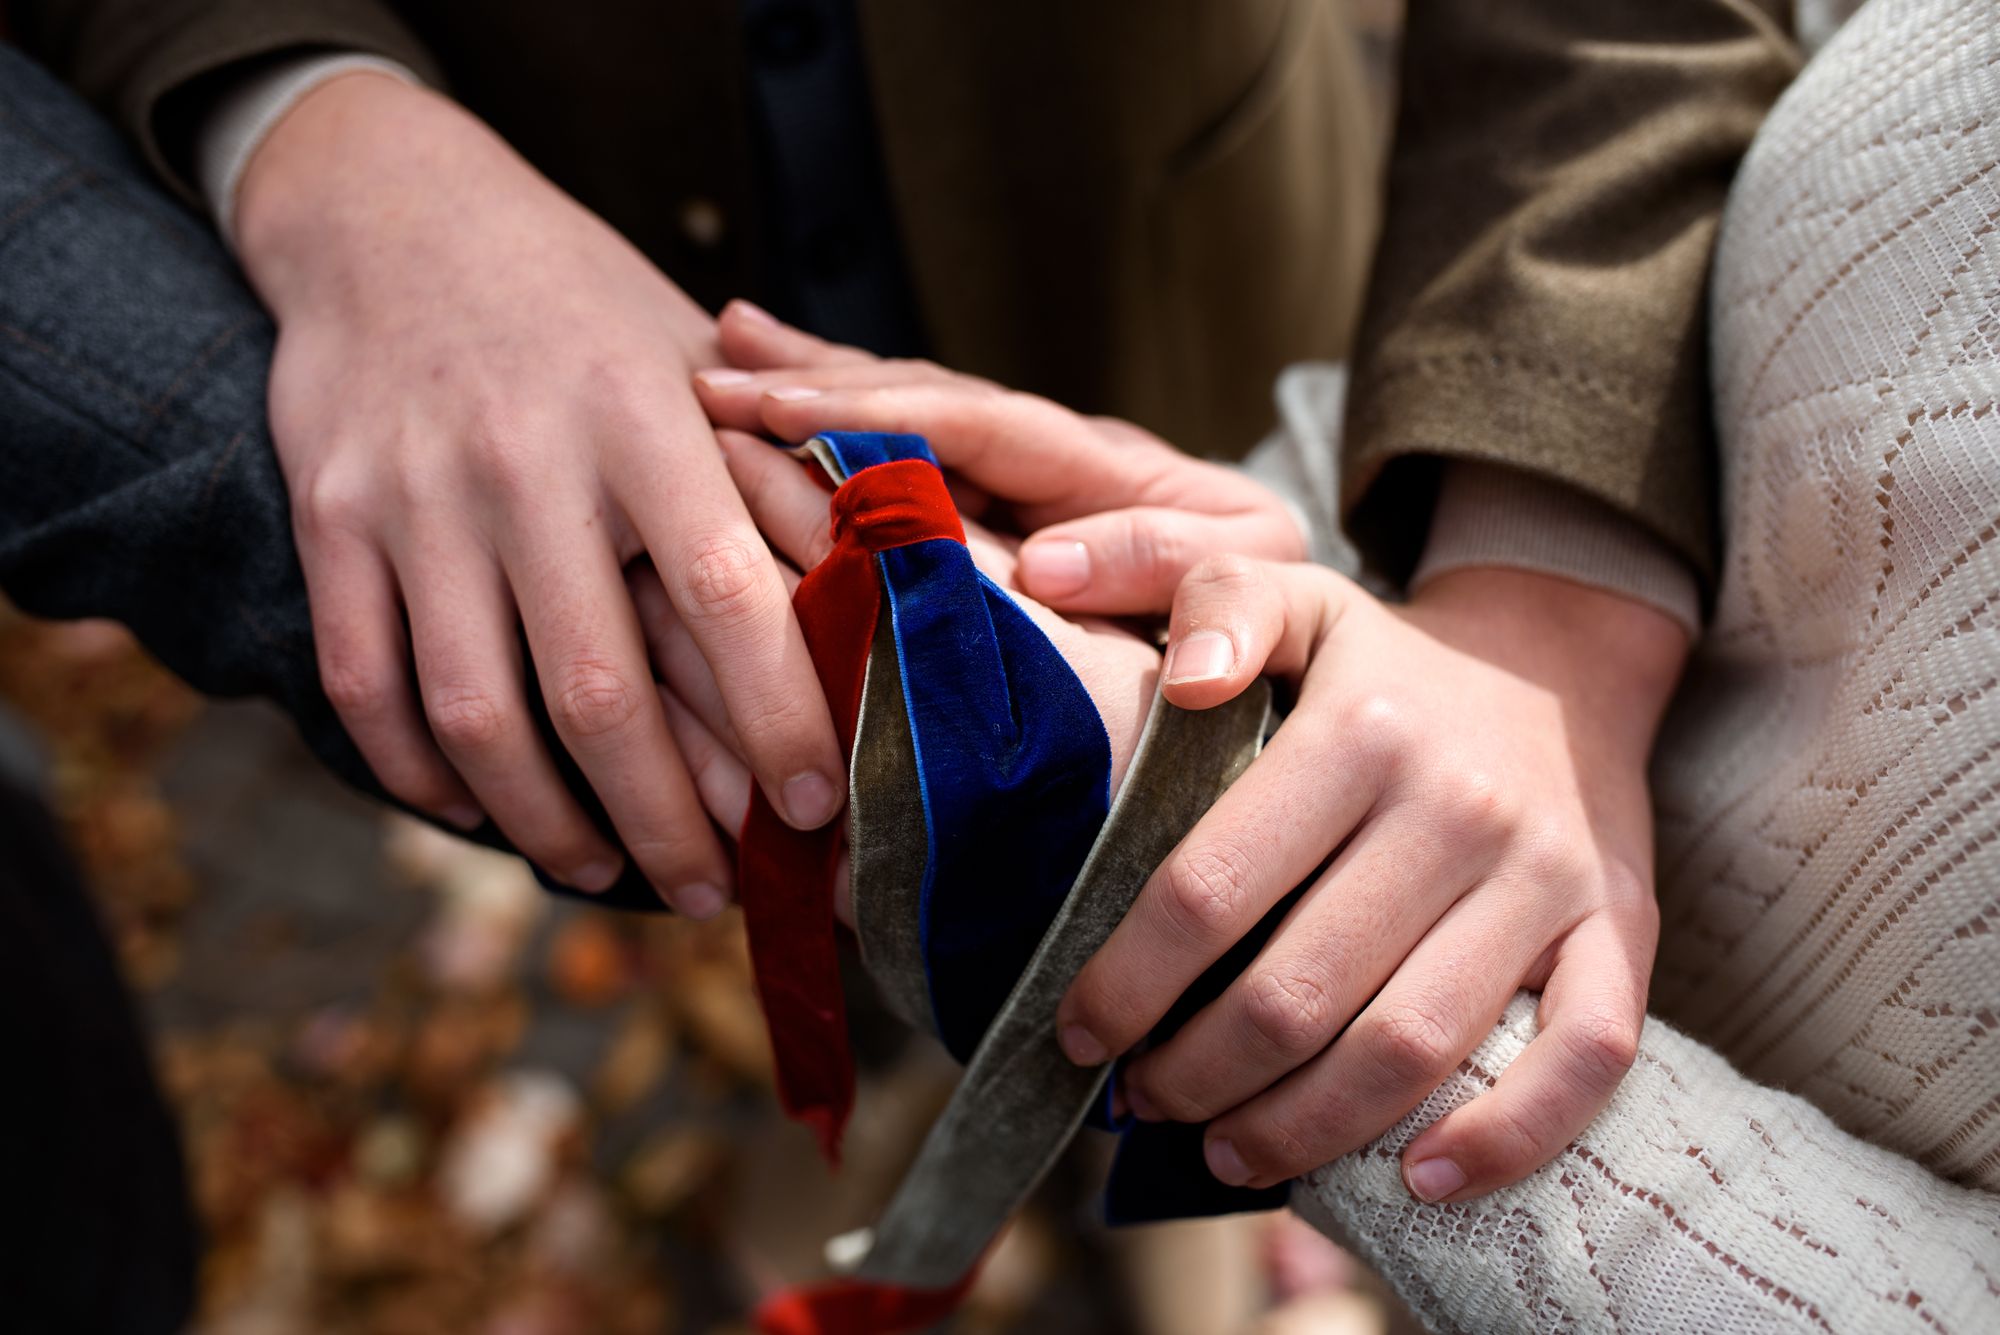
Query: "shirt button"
749 2 826 69
678 198 727 250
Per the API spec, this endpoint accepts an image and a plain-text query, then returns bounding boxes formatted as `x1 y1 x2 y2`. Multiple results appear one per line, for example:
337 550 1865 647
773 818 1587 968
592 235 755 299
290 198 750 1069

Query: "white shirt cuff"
196 52 423 249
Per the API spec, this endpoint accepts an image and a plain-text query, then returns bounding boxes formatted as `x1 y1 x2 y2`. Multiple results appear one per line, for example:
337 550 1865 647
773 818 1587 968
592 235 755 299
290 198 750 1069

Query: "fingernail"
1019 540 1090 597
1125 1084 1163 1122
1205 1137 1252 1186
677 881 727 921
695 367 754 388
1164 630 1236 684
1058 1023 1108 1065
730 298 779 327
765 385 822 402
1404 1156 1467 1202
783 771 841 828
573 860 622 893
443 804 483 832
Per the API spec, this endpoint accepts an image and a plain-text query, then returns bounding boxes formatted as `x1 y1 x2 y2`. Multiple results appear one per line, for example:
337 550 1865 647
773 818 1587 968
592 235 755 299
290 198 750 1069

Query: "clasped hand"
688 306 1684 1206
244 74 1681 1204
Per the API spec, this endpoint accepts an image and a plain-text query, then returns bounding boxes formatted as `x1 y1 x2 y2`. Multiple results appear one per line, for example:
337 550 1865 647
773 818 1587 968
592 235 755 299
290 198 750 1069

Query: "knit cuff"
196 52 423 248
1412 461 1702 637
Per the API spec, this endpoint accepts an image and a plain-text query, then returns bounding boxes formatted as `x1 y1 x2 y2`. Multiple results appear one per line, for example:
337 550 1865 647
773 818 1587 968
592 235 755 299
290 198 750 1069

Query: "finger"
715 299 877 372
610 399 846 833
628 563 740 755
1119 804 1500 1125
716 428 837 569
1055 681 1387 1066
297 531 481 829
741 380 1164 514
1015 507 1308 615
1199 887 1555 1189
398 549 626 892
503 502 734 917
694 359 962 434
1395 906 1652 1202
1159 557 1352 710
658 685 753 837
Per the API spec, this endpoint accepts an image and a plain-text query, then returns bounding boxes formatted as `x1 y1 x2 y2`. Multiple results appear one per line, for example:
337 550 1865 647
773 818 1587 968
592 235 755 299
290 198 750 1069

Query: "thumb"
1160 557 1349 709
1017 506 1307 615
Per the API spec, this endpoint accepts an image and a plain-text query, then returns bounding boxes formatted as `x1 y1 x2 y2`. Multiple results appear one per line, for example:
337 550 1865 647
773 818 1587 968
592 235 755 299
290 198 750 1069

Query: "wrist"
1407 566 1688 765
234 72 496 310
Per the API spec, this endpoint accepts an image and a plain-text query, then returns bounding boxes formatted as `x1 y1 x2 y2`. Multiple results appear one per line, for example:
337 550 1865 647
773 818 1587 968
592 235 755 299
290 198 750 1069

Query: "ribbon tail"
737 543 880 1165
754 1266 982 1335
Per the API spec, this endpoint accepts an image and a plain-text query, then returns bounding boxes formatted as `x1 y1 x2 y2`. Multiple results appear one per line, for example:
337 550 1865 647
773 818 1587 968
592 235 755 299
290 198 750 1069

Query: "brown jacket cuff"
14 0 444 204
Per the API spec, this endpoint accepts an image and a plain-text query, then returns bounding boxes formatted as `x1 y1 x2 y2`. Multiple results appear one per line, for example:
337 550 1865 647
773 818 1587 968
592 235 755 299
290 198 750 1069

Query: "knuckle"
1232 1112 1316 1179
1124 515 1189 589
1470 1097 1557 1175
1438 769 1511 844
425 681 511 753
1241 968 1339 1060
465 424 543 502
1560 1006 1641 1088
1189 552 1262 595
1154 843 1254 947
731 683 815 749
1358 1002 1461 1091
319 652 393 722
296 467 373 538
1512 819 1593 889
1344 694 1411 772
547 657 645 740
676 532 770 621
622 828 711 881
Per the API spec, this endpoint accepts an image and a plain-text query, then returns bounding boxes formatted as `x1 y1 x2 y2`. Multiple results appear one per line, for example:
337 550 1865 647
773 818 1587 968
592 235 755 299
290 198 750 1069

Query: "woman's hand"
692 302 1308 611
234 74 846 914
1059 558 1685 1203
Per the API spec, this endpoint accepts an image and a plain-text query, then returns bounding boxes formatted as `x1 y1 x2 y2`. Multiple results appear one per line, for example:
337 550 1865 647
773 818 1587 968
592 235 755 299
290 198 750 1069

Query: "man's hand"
693 303 1688 1199
692 302 1309 610
1059 560 1686 1203
233 74 846 913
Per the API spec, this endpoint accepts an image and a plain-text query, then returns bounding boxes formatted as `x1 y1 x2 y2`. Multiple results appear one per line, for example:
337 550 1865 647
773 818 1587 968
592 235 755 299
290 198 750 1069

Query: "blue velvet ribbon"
814 432 1114 1061
543 428 1286 1221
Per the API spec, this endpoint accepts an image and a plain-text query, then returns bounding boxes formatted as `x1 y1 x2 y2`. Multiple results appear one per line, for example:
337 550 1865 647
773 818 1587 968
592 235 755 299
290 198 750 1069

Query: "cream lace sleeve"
1292 996 2000 1333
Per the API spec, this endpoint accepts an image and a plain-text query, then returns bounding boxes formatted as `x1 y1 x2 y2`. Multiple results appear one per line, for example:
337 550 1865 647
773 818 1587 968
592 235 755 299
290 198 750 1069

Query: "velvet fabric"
736 443 967 1162
812 434 1115 1062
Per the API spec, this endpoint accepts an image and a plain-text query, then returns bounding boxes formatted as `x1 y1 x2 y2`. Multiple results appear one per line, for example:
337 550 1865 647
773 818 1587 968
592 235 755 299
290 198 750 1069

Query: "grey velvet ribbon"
845 670 1273 1288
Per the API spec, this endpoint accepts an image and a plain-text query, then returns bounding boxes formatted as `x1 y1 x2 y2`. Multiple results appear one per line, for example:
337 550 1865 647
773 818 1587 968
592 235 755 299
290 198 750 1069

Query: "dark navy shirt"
739 0 928 358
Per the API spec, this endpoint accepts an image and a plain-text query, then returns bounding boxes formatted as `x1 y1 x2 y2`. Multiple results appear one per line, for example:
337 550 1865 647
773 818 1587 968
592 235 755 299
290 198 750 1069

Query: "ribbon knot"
737 447 970 1168
829 457 966 553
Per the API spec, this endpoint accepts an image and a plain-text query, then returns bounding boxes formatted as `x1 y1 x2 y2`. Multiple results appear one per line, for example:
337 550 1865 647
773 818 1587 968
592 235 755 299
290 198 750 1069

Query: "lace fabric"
1292 2 2000 1327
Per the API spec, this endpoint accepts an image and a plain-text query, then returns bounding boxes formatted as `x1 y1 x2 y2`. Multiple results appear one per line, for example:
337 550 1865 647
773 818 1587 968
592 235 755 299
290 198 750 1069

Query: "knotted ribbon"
736 451 965 1164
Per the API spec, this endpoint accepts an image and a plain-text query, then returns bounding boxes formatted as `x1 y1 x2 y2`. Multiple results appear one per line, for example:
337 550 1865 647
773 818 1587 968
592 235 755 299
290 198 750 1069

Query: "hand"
1057 559 1687 1203
621 429 1165 916
233 74 846 914
692 303 1307 611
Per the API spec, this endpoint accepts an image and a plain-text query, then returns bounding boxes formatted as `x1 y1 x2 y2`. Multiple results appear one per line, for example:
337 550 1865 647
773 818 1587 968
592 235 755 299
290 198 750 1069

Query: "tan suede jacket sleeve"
7 0 442 203
1342 0 1800 589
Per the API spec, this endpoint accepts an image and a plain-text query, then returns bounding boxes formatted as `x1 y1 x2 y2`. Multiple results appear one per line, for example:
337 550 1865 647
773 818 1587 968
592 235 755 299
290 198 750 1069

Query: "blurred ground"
0 608 1407 1335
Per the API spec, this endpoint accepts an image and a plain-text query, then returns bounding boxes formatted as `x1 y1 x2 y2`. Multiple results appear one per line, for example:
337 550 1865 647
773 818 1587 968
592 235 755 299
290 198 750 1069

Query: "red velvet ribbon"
755 1266 982 1335
737 456 966 1165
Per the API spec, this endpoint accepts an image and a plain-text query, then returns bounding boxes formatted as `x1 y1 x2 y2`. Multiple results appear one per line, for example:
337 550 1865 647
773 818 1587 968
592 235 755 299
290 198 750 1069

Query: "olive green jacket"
9 0 1378 464
11 0 1799 585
